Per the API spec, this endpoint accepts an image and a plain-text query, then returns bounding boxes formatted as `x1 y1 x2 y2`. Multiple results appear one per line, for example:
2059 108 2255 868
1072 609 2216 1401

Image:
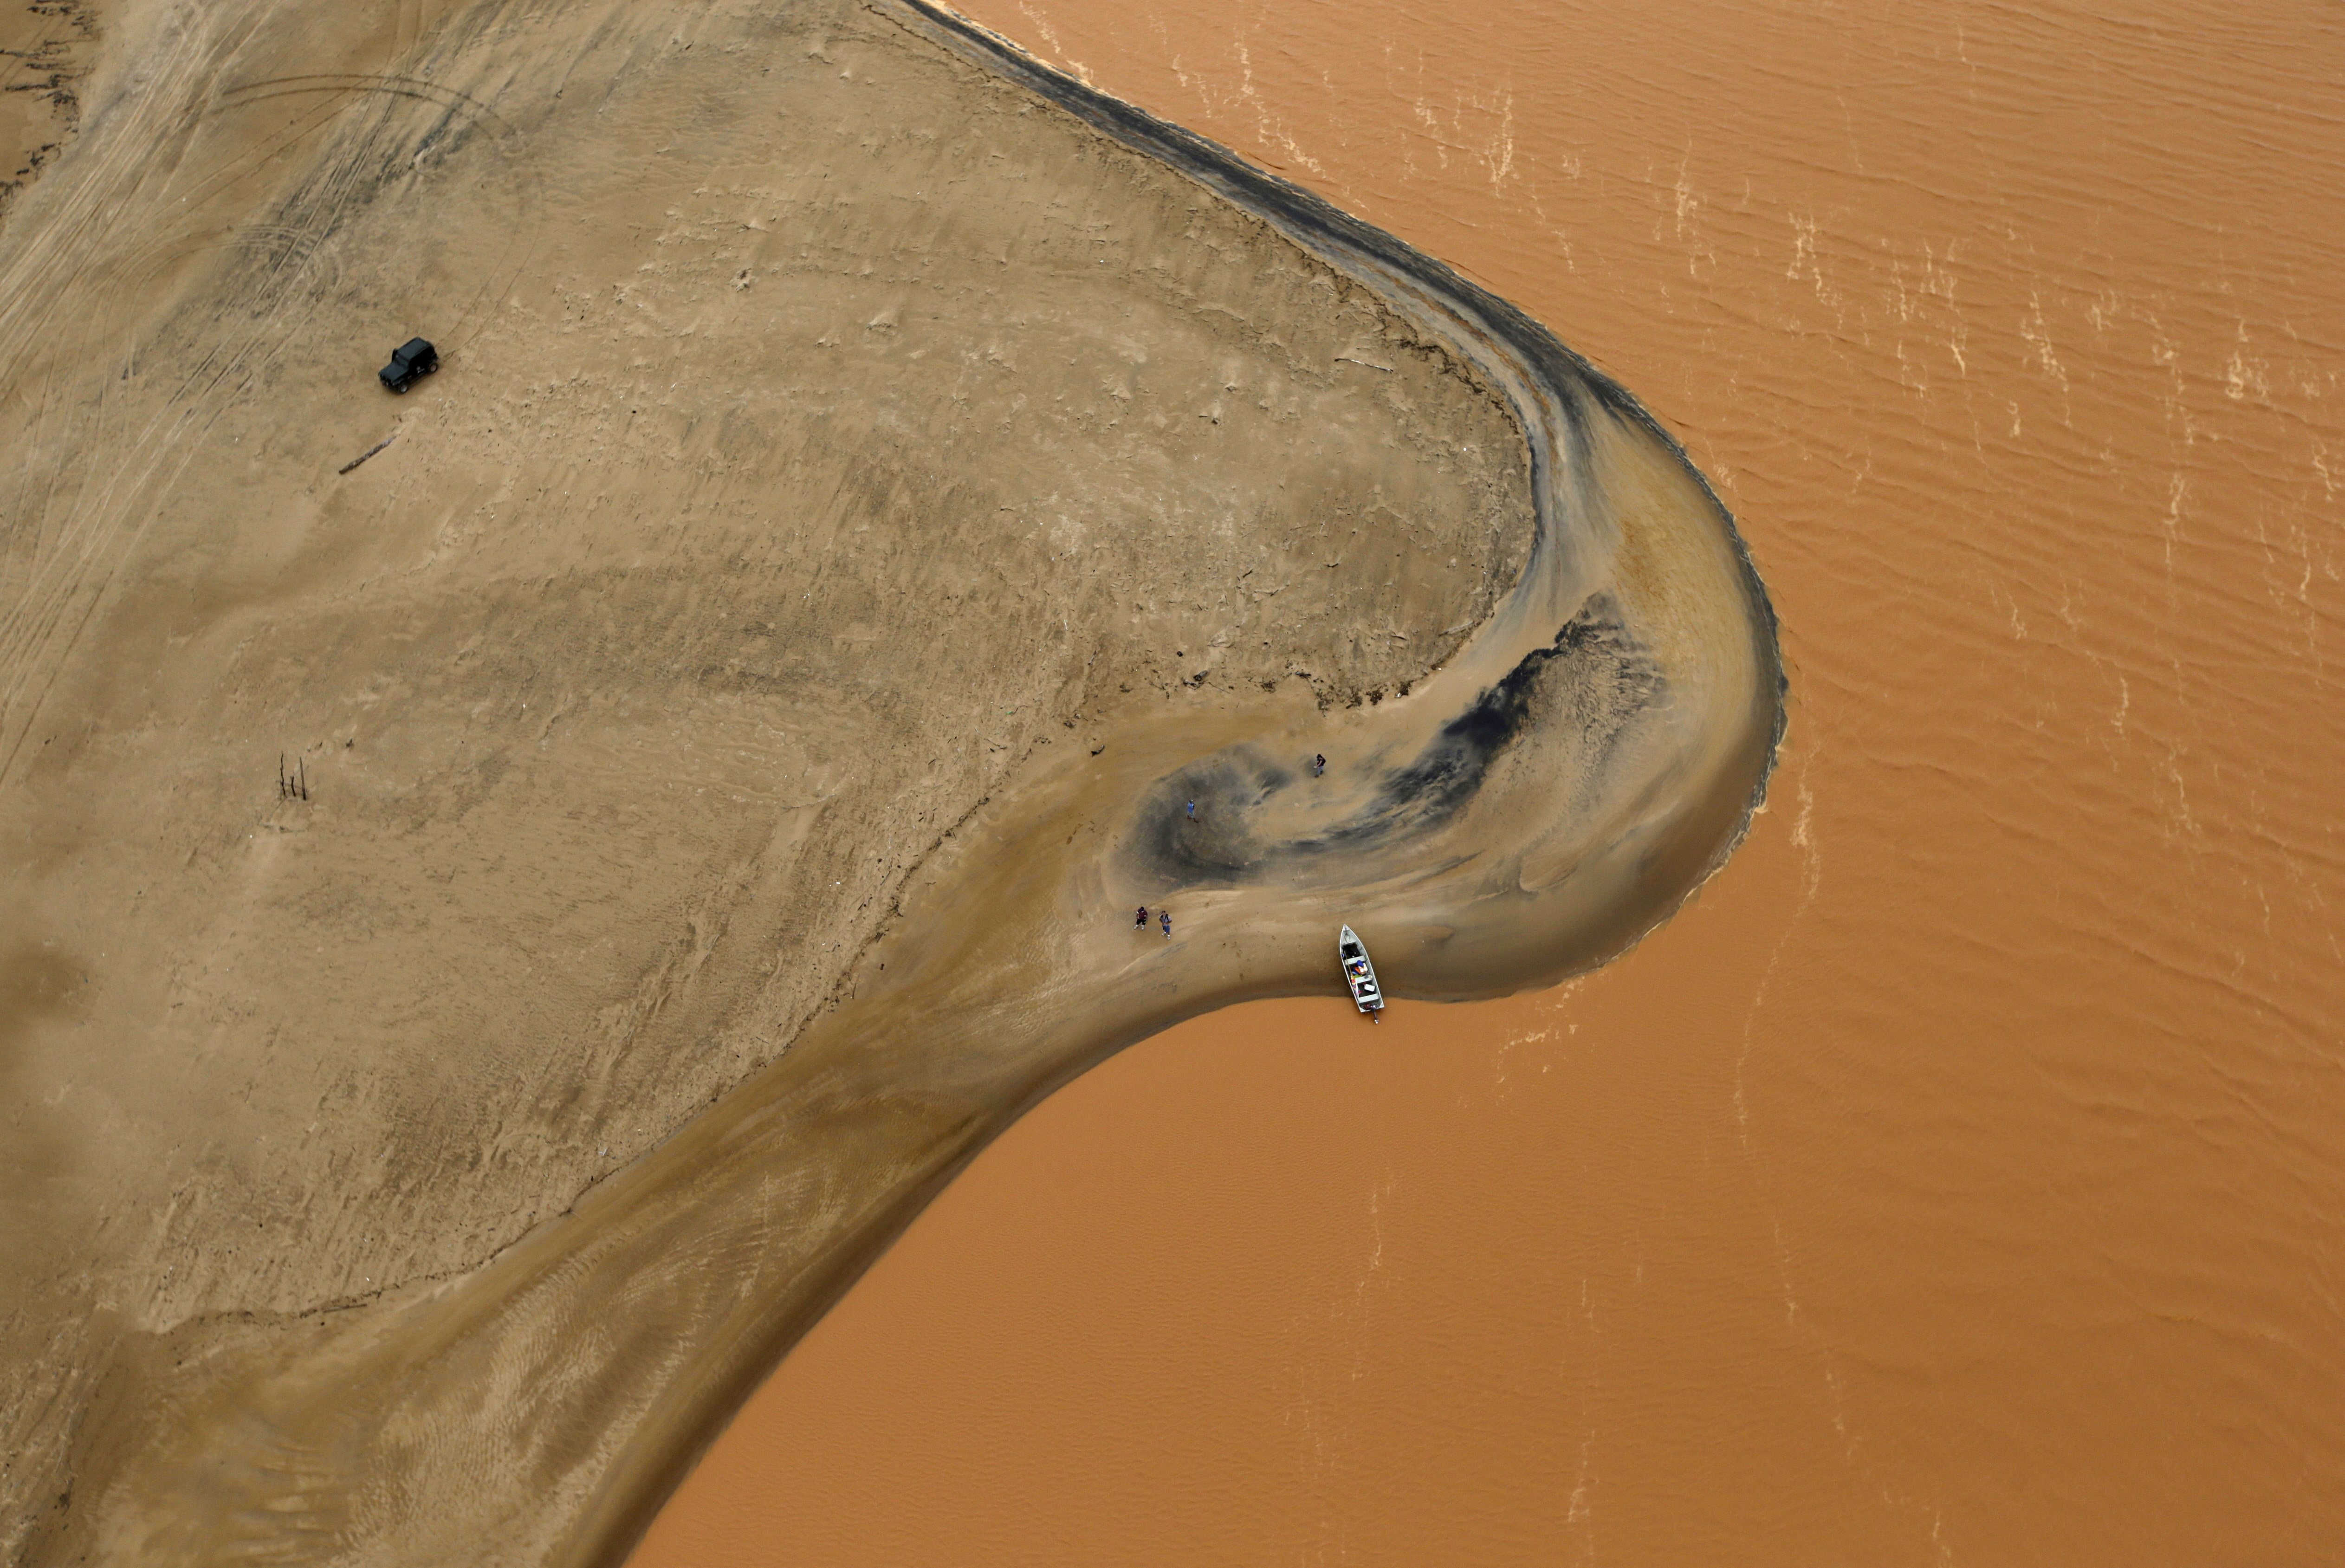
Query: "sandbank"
0 0 1778 1560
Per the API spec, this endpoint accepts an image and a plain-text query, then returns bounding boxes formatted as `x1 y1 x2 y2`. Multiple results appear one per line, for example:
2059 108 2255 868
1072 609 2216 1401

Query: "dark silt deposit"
1128 595 1669 894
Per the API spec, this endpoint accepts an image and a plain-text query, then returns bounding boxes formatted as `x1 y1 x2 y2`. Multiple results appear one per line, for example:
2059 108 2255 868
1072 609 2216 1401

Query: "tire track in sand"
0 38 529 786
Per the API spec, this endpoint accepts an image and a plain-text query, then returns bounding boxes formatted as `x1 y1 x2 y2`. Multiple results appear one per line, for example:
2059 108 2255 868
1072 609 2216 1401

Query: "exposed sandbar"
0 0 1778 1561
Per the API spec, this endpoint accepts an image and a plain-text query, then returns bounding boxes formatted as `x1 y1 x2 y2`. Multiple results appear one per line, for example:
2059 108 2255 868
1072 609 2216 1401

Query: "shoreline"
602 0 2345 1558
5 0 1780 1559
441 5 1783 1555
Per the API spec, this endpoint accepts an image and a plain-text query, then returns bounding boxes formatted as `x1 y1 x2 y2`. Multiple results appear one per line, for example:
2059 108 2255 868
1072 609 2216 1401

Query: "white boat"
1339 925 1385 1019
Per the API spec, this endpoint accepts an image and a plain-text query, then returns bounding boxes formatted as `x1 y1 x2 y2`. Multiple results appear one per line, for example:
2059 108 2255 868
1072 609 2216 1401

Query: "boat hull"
1339 924 1385 1014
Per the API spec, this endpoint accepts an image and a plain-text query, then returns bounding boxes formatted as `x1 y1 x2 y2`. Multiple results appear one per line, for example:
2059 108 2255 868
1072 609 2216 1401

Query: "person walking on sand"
1185 799 1197 820
1160 908 1172 940
1313 753 1326 777
1135 905 1149 928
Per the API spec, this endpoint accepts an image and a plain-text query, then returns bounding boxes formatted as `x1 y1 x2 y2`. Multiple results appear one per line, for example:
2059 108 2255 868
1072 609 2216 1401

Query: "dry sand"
0 0 92 227
0 0 1776 1561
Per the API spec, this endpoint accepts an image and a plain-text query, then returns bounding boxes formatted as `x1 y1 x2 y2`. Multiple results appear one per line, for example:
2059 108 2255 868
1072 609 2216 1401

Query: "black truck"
378 337 439 393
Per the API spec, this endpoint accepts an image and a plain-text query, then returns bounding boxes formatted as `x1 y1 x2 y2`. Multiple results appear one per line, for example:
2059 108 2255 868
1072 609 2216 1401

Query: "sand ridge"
0 0 1777 1561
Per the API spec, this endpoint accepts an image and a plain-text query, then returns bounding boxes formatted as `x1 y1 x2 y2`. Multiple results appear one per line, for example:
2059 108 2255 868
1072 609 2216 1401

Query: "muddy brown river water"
634 0 2344 1562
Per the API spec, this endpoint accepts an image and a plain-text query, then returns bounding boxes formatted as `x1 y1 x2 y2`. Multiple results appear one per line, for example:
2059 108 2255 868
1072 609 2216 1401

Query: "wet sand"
634 0 2345 1562
0 0 1776 1560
